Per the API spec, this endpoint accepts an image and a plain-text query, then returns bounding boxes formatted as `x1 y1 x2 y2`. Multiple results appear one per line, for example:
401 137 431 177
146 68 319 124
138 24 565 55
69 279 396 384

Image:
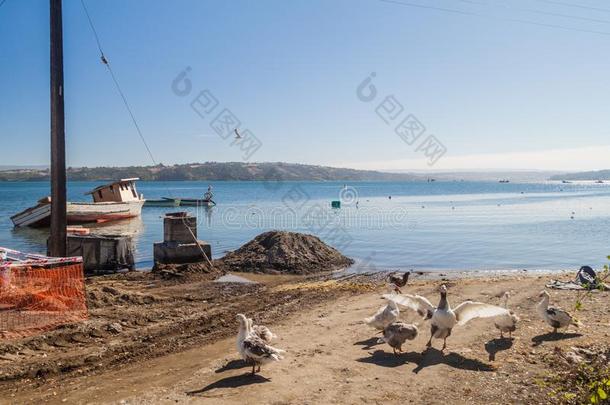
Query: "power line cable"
379 0 610 37
507 6 610 25
80 0 158 167
451 0 610 25
535 0 610 14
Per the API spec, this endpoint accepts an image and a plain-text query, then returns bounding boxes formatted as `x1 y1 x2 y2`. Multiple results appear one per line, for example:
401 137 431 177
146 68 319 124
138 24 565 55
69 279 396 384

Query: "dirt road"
4 273 608 404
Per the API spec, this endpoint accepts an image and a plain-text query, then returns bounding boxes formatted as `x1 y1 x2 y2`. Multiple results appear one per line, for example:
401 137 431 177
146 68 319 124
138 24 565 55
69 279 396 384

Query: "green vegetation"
546 347 610 404
0 162 421 182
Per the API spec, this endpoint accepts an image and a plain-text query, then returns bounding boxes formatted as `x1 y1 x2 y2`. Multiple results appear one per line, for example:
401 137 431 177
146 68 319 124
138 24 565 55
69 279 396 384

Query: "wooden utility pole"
49 0 67 257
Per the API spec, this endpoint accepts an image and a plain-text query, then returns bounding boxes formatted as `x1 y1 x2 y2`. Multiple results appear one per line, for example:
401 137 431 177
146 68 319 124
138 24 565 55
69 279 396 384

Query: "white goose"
537 291 580 333
494 292 520 339
378 321 419 355
384 285 510 351
364 300 399 330
236 314 285 374
248 317 277 343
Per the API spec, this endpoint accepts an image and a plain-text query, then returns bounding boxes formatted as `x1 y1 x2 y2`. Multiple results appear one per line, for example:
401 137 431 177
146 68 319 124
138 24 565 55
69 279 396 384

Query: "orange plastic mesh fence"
0 263 88 339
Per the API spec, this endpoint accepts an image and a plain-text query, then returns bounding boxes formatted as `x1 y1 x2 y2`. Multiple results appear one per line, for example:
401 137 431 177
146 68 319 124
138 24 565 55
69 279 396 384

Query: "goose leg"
441 329 451 352
257 365 261 372
500 331 504 339
553 327 557 335
251 363 256 375
427 325 437 348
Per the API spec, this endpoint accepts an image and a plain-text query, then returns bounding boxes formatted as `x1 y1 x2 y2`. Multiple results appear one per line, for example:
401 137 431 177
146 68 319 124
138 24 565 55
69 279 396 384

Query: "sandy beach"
2 270 608 404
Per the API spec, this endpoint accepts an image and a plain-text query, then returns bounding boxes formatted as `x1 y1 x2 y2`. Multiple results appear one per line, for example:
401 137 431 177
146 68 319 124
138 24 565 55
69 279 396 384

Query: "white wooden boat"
11 179 145 228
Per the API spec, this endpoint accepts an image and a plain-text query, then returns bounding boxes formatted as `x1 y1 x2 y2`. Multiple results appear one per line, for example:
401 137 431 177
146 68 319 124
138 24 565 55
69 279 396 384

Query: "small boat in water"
165 197 216 207
162 186 216 207
144 198 182 207
11 179 145 228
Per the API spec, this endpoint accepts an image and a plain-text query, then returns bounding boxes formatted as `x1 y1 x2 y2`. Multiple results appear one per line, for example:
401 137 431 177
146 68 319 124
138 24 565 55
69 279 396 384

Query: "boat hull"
163 197 216 207
11 200 145 228
144 198 181 207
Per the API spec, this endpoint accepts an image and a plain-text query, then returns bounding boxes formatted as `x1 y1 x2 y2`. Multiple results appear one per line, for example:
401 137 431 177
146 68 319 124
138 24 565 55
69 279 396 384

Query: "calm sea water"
1 180 610 273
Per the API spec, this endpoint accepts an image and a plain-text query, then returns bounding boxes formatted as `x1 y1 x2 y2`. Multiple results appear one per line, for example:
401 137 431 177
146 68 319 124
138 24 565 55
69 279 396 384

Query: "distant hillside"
0 162 423 182
549 170 610 181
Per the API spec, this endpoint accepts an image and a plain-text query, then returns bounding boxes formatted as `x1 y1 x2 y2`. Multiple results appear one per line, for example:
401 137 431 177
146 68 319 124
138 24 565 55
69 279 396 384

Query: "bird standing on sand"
364 300 399 330
384 285 510 351
537 291 580 334
494 292 519 339
378 322 419 355
387 271 411 294
236 314 285 375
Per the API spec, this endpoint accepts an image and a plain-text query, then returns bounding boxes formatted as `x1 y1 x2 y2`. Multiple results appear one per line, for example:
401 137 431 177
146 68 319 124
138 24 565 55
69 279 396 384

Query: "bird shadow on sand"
356 350 409 368
358 348 495 374
410 348 495 374
531 332 582 347
215 359 250 373
353 337 382 350
186 373 270 396
485 338 514 361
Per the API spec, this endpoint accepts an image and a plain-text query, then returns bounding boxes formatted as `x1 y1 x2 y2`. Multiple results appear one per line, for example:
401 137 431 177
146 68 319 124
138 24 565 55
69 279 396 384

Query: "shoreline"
343 267 577 280
3 270 608 404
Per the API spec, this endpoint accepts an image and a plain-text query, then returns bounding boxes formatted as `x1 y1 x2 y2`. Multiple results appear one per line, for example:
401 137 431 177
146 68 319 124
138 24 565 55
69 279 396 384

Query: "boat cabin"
86 178 142 203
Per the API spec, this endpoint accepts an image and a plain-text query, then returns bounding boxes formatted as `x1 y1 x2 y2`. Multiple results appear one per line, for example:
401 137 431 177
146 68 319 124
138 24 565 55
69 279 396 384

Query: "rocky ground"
1 271 608 404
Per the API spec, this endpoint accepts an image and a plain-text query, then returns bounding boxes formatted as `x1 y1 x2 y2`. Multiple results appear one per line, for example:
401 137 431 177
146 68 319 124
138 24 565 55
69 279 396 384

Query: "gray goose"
236 314 285 374
537 291 580 334
378 321 419 355
494 292 519 339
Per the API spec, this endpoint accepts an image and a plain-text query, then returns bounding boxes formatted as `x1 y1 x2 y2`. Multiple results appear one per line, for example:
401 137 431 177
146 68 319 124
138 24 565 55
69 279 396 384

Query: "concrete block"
163 213 197 243
153 240 211 265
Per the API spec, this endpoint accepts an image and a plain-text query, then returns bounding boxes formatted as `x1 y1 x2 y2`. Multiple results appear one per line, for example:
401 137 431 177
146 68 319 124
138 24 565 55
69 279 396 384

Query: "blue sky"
1 0 609 171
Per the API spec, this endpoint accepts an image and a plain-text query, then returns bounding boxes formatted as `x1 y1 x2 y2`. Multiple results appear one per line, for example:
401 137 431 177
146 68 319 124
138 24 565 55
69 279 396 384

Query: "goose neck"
438 292 449 310
537 295 549 311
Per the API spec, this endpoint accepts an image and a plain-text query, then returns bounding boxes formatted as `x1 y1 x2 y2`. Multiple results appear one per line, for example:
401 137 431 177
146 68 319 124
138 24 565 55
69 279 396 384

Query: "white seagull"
384 285 510 351
537 291 580 334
